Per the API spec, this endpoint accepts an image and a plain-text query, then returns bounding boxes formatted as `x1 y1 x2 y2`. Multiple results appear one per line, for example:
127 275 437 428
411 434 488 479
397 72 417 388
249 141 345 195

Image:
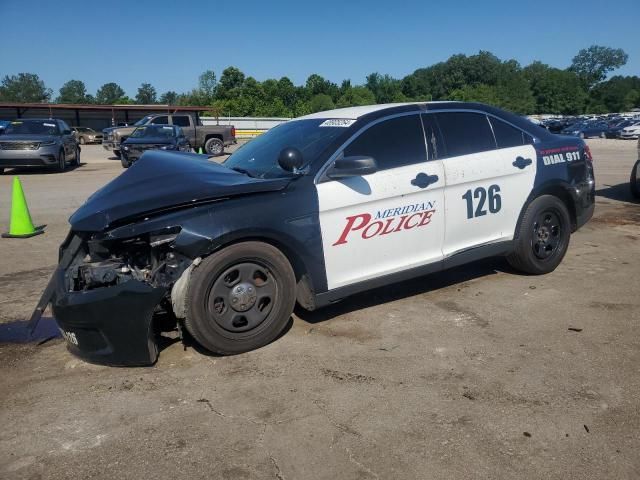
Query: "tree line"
0 45 637 116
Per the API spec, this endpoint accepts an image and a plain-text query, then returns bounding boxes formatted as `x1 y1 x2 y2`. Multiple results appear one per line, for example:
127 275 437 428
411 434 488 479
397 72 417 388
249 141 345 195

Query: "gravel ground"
0 139 638 480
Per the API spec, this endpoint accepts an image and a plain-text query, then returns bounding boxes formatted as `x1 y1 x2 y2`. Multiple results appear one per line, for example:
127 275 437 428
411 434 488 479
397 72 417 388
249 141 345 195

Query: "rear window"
172 116 190 127
436 112 496 157
490 117 531 148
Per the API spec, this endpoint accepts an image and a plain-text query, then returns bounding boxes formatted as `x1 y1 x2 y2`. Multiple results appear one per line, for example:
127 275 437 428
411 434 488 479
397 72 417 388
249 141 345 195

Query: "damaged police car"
31 102 595 366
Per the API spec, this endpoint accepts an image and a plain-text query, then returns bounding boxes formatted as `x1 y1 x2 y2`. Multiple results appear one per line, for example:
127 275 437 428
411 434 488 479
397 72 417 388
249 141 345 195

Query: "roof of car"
298 102 455 120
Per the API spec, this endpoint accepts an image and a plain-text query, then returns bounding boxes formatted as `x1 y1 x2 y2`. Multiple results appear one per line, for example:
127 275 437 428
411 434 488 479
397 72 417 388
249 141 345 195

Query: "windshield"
134 116 153 126
224 119 349 179
130 125 177 138
3 120 59 135
76 127 94 133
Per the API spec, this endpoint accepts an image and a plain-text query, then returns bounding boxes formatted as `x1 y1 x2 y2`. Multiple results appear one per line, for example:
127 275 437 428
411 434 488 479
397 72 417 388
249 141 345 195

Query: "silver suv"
0 118 79 174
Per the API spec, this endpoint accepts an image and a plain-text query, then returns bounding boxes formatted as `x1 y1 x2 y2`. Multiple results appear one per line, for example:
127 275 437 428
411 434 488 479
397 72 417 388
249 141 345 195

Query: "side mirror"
327 155 378 179
278 147 304 172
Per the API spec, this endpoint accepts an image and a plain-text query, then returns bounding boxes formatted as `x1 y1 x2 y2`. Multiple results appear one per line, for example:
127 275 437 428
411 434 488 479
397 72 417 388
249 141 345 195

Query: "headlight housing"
122 145 129 151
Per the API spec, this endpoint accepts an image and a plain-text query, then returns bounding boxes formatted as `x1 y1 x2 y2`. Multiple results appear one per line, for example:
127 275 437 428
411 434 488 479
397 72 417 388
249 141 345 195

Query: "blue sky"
1 0 638 98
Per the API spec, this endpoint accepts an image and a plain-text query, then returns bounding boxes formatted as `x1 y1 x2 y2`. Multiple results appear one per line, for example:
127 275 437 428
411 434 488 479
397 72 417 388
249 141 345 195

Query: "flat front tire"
185 242 296 355
507 195 571 275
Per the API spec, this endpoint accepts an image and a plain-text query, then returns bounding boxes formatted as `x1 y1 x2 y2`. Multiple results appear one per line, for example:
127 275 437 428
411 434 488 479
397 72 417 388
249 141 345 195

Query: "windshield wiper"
229 166 255 178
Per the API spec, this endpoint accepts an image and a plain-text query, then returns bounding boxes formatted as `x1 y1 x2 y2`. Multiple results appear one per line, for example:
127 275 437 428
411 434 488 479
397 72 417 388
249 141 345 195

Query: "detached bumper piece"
51 267 167 366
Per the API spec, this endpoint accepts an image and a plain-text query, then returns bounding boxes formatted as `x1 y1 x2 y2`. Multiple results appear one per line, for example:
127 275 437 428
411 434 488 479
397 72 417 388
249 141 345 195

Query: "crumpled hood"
70 151 291 232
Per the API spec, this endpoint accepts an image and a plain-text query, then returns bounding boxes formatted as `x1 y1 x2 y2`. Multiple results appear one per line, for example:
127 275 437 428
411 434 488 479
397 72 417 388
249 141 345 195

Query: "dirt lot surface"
1 140 639 479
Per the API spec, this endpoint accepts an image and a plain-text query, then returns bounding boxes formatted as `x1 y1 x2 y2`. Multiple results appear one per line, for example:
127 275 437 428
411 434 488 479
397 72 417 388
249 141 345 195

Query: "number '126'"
462 185 501 219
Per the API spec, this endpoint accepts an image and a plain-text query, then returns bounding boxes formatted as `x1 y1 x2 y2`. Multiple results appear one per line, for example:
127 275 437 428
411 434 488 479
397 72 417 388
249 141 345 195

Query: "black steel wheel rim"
532 209 562 260
207 261 277 333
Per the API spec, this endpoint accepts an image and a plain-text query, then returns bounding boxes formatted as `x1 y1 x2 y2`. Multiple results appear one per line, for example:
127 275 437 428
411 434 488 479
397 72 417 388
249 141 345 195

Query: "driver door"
316 114 446 290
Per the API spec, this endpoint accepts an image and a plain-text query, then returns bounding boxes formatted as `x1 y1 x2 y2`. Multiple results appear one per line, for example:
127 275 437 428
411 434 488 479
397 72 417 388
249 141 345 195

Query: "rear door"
435 111 537 256
317 113 446 290
172 115 196 147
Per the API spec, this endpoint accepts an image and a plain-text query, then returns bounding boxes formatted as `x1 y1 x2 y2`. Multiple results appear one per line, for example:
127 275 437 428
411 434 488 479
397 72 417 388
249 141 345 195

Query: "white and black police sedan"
30 102 595 365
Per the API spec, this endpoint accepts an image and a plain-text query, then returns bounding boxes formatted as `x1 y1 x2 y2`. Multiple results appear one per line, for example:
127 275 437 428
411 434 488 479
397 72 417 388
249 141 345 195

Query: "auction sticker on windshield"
319 119 356 127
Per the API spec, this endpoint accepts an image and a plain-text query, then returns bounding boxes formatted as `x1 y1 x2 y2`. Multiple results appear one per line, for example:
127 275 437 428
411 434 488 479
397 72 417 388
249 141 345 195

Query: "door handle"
513 156 532 169
411 172 439 188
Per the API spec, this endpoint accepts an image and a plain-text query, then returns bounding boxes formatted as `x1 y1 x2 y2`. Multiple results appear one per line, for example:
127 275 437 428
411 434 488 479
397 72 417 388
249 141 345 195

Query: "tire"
71 146 80 167
79 136 86 145
507 195 571 275
204 137 224 156
120 154 132 168
114 150 121 159
185 241 296 355
631 160 640 199
55 149 66 173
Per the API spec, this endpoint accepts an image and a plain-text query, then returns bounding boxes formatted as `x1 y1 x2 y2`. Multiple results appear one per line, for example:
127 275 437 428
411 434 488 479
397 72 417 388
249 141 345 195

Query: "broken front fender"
51 266 167 366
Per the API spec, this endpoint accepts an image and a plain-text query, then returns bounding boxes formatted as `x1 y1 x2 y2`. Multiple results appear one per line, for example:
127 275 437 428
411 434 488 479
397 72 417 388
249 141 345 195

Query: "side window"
421 114 445 160
490 117 531 148
172 116 191 127
435 112 496 157
343 115 426 171
59 120 70 133
151 116 169 125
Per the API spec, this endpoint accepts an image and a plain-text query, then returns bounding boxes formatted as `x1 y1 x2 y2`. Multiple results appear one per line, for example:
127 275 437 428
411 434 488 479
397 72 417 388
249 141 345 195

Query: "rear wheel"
114 150 121 159
507 195 571 275
204 137 224 156
185 242 296 355
631 160 640 199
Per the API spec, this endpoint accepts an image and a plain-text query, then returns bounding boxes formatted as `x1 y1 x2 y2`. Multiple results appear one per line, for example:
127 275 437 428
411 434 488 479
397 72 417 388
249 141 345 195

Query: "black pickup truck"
102 113 235 158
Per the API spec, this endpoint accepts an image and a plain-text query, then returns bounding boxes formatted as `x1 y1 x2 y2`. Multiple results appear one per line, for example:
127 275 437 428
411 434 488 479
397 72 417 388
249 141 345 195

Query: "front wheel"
631 160 640 199
113 150 121 159
507 195 571 275
79 136 86 145
55 150 66 173
185 242 296 355
71 147 80 167
204 137 224 156
121 156 132 168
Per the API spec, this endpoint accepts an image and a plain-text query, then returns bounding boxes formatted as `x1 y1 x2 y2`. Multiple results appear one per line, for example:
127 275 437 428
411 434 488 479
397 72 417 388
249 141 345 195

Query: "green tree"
366 73 405 103
569 45 628 89
590 75 640 112
336 86 376 107
159 90 179 105
218 67 245 95
56 79 91 103
524 62 587 114
309 94 335 112
135 83 157 104
95 82 126 104
0 73 52 102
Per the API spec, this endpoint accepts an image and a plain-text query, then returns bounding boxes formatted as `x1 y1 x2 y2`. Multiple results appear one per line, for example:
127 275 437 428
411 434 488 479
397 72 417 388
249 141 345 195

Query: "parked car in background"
560 121 609 139
0 118 79 174
619 123 640 140
71 126 103 145
630 138 640 198
120 125 191 168
605 119 635 138
103 113 235 159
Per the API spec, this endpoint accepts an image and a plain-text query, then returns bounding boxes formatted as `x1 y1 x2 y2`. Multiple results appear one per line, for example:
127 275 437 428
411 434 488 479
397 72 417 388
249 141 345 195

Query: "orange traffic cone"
2 177 45 238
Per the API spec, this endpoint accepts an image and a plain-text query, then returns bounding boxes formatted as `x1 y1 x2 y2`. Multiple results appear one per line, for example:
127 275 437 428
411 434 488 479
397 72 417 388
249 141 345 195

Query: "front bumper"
49 266 167 366
102 141 119 151
0 145 59 167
